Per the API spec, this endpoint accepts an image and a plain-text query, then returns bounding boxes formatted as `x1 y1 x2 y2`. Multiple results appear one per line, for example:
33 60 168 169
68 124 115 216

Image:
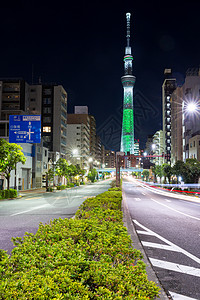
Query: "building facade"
29 84 68 157
162 69 176 163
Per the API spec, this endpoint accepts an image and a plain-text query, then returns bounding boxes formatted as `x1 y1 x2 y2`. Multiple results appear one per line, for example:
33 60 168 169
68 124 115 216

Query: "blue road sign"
9 115 41 143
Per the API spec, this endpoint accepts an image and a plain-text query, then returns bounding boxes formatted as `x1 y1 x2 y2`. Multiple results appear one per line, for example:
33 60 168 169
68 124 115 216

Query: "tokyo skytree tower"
120 12 136 154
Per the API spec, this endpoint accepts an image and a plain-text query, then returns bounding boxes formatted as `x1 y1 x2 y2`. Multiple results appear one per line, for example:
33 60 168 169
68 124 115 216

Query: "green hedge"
0 189 17 199
0 189 160 299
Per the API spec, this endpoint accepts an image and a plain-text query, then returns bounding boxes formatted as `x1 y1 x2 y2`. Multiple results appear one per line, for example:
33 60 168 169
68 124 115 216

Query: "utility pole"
116 152 124 187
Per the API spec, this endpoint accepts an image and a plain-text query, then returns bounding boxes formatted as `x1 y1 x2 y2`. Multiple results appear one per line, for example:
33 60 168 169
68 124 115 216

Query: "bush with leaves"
0 189 160 299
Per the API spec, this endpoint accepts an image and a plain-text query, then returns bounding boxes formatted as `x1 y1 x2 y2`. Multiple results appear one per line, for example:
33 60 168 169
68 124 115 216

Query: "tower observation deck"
120 12 136 155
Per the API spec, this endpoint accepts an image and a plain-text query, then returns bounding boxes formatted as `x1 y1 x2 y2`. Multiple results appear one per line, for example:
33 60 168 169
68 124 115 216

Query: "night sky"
1 0 200 150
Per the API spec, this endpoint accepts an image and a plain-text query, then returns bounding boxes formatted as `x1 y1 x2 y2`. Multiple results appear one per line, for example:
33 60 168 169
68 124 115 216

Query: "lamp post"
182 101 199 162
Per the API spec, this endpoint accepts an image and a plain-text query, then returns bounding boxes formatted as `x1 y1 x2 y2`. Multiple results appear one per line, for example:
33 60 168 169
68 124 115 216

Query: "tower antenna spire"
126 12 131 47
120 12 136 157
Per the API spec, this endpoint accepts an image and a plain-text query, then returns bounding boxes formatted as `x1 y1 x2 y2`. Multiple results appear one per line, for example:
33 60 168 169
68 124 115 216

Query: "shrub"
0 189 17 199
56 185 66 190
0 188 160 299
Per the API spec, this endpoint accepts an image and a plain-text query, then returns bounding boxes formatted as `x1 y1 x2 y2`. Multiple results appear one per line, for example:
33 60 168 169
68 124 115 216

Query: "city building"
134 139 139 155
67 107 91 169
0 78 29 138
189 134 200 160
171 87 183 164
170 67 200 163
120 13 135 155
152 130 164 165
162 69 177 164
105 150 115 168
96 135 105 167
29 83 68 157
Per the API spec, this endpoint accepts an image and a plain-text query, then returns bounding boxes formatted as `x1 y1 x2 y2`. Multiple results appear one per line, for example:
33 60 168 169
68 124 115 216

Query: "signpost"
9 115 41 144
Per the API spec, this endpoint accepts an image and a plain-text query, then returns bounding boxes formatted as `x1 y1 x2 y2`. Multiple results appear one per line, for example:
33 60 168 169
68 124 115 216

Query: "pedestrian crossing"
133 219 200 300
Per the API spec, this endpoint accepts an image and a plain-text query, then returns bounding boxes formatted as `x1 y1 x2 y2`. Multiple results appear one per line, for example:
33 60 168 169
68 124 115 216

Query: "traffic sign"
9 115 41 143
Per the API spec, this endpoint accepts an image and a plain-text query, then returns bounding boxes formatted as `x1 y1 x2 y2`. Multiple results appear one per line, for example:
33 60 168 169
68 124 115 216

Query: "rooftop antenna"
126 12 131 48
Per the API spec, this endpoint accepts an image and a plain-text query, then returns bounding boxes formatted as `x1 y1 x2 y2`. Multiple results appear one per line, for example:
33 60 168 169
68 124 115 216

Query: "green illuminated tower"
120 12 136 154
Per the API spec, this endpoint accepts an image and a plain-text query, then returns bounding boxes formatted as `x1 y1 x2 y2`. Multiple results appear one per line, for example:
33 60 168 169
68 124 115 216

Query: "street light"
182 100 200 161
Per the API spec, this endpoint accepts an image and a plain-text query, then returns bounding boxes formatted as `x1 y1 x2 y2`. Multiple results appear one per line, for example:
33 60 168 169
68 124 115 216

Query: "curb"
122 191 170 300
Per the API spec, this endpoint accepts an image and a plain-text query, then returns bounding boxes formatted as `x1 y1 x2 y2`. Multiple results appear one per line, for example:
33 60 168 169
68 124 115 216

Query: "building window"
44 89 52 95
43 98 51 104
194 141 195 147
43 126 51 132
77 127 80 129
30 98 35 102
43 136 51 142
43 107 51 114
45 150 47 156
43 116 51 122
77 133 80 135
190 143 192 148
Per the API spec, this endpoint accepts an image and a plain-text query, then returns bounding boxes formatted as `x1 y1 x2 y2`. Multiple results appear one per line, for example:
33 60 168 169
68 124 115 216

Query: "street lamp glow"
72 149 78 155
152 144 156 150
88 157 93 162
143 152 147 157
186 102 198 113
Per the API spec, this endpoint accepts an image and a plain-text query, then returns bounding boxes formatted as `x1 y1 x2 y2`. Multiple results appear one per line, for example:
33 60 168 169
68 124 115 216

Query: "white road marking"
133 220 200 265
141 241 180 252
165 199 171 202
169 291 198 300
150 258 200 278
152 198 200 221
134 198 141 201
137 230 155 236
10 204 50 216
142 192 146 195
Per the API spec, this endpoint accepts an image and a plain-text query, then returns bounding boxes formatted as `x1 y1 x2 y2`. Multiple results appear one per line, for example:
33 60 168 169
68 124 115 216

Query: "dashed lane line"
169 291 198 300
10 204 50 216
150 258 200 278
134 198 141 201
133 219 200 265
151 198 200 221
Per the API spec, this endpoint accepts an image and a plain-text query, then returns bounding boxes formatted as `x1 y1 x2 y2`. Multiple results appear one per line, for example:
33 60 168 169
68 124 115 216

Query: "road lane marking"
150 258 200 277
133 220 200 265
142 192 146 195
137 230 155 236
141 241 180 252
10 204 50 216
151 198 200 221
134 198 141 201
169 291 198 300
165 199 171 202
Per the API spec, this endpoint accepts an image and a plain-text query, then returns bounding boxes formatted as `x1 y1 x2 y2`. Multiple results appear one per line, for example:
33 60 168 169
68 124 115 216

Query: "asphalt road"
123 177 200 300
0 180 111 254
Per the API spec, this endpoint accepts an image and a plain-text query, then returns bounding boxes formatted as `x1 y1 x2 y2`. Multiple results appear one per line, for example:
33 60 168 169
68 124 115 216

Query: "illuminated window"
43 126 51 132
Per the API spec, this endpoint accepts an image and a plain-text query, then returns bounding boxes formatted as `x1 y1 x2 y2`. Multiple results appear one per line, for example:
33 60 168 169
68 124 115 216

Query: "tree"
142 170 149 182
0 139 26 190
87 168 97 183
46 167 54 188
67 164 78 183
172 160 186 183
55 158 68 184
152 165 163 182
185 158 200 183
162 164 172 183
75 164 86 182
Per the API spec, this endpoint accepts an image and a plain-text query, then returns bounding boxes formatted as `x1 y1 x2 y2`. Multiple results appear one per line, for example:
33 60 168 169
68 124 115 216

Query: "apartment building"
29 84 67 157
162 69 177 164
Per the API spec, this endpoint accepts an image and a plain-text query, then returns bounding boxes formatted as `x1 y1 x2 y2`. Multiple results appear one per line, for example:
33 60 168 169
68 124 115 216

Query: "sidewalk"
18 187 47 198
